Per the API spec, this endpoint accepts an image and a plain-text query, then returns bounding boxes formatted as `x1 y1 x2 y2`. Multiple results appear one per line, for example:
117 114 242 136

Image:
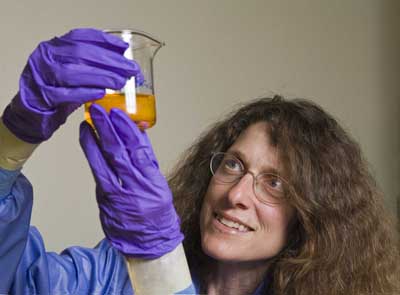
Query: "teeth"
217 215 250 232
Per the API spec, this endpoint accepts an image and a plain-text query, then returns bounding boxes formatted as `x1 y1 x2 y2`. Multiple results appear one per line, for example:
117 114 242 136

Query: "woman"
0 28 398 294
169 97 400 294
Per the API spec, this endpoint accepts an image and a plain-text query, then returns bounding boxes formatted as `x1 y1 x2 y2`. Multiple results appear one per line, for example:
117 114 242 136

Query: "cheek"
200 181 222 225
257 204 295 239
199 184 224 247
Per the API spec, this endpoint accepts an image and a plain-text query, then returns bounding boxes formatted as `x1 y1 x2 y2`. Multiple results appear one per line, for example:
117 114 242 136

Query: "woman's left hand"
79 104 183 259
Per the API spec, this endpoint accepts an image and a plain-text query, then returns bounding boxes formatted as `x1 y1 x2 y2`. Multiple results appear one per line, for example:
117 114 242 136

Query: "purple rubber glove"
79 104 184 259
2 28 144 144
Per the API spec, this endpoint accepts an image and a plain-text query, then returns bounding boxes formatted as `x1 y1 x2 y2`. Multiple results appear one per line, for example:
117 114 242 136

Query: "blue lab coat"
0 167 267 294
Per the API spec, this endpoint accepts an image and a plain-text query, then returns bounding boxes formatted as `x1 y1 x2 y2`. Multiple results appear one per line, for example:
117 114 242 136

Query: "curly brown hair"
169 96 399 295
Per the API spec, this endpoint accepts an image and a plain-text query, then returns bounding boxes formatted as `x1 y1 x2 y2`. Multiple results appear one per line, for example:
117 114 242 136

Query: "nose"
226 173 256 209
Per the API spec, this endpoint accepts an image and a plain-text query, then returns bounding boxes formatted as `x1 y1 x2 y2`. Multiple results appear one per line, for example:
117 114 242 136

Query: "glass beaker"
84 29 164 129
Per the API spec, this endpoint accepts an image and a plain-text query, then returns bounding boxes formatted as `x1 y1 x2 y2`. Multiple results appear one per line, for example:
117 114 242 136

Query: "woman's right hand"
2 28 143 144
79 104 184 259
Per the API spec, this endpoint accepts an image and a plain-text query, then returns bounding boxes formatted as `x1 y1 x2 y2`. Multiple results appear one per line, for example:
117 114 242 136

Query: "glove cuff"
125 243 193 294
0 117 38 170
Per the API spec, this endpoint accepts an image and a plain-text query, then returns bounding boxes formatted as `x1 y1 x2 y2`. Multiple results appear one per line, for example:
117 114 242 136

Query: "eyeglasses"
209 152 290 205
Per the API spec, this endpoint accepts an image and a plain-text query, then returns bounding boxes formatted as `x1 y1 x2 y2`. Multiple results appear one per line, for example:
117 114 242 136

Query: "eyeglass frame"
209 152 292 205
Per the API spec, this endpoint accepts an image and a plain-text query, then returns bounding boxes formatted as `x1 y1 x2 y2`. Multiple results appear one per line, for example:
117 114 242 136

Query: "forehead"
227 122 280 172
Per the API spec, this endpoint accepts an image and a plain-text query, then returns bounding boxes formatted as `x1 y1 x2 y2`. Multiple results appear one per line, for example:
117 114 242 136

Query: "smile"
214 213 254 232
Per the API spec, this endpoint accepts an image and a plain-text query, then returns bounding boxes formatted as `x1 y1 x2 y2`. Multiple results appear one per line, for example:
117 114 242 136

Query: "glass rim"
103 28 165 46
210 151 288 179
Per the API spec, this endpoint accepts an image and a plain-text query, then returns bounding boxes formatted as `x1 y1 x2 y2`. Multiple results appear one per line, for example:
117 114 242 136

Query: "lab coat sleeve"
0 167 134 294
10 228 134 294
0 168 33 293
0 168 195 294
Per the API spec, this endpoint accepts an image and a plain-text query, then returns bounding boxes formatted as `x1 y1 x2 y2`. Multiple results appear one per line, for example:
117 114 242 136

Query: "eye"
221 157 243 174
260 174 283 192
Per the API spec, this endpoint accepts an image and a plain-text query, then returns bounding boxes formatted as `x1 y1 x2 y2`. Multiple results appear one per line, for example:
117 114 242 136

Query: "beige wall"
0 0 398 252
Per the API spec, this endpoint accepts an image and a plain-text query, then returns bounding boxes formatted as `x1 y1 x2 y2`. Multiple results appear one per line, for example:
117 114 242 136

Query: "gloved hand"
79 104 184 259
2 28 143 144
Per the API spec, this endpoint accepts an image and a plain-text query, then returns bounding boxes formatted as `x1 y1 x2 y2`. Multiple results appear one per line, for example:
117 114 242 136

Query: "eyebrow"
229 148 282 175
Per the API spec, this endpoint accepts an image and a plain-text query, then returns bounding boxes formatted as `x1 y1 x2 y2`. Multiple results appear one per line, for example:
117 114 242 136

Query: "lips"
214 213 254 232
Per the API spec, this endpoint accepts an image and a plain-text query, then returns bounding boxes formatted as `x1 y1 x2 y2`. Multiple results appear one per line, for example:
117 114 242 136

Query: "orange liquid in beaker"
84 93 156 128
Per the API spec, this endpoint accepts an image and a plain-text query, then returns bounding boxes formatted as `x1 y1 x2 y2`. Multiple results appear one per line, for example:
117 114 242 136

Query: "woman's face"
200 122 295 262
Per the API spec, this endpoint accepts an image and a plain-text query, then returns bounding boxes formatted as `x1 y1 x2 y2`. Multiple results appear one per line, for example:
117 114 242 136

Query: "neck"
205 260 270 295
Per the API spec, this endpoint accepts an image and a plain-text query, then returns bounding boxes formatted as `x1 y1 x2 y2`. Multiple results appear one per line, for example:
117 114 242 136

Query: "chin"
201 236 247 262
201 235 284 264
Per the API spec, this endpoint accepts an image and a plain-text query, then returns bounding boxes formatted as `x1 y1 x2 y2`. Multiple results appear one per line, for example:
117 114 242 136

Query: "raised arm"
0 119 36 293
80 104 195 294
0 28 141 294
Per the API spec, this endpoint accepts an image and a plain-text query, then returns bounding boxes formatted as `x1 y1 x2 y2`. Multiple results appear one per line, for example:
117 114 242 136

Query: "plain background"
0 0 399 252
